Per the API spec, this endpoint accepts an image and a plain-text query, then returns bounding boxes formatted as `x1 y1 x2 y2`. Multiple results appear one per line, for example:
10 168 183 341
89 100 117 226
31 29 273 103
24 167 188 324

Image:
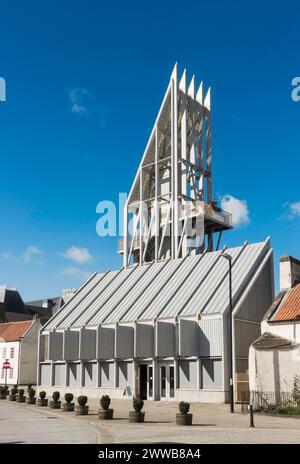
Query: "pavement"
1 398 300 444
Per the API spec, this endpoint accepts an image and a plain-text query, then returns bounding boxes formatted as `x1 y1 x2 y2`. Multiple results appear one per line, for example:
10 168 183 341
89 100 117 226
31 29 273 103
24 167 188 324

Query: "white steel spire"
120 64 232 267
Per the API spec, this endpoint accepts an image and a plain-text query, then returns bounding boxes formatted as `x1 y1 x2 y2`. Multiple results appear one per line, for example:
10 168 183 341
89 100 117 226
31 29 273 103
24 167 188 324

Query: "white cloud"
1 252 12 260
22 245 44 263
279 201 300 220
290 202 300 217
62 267 92 281
68 87 90 115
220 194 250 227
59 246 93 264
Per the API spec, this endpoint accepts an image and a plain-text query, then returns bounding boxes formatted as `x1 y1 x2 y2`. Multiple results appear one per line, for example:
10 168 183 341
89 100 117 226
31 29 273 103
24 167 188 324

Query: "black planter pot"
9 395 16 401
37 398 48 407
0 393 6 400
176 413 193 425
62 403 75 412
26 397 36 404
129 411 145 423
49 400 61 409
75 405 89 415
17 396 25 403
98 408 114 420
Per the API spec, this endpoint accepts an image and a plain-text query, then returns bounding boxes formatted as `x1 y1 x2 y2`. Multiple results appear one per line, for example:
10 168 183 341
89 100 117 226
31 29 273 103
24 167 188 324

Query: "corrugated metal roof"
273 283 300 321
43 239 271 331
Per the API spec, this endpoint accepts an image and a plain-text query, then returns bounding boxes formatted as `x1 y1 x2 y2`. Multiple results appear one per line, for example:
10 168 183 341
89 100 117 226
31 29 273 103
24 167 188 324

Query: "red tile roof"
0 320 33 341
274 283 300 321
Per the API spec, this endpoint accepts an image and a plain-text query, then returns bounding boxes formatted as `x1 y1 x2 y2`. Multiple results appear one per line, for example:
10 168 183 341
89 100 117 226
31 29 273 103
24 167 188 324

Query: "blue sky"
0 0 299 300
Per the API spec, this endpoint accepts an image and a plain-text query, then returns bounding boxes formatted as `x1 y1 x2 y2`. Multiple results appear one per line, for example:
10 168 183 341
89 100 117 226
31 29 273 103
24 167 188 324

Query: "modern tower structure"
120 64 232 267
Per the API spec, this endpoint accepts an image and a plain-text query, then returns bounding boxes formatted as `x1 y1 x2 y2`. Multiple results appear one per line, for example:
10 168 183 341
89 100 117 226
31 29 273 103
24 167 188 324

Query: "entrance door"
139 364 148 400
160 364 175 400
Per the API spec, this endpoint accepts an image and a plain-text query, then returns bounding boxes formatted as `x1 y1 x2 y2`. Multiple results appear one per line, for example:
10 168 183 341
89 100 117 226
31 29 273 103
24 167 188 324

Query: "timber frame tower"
120 64 232 267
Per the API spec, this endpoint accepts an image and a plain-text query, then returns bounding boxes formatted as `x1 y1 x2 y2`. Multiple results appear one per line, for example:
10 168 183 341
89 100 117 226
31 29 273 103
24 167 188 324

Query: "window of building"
10 347 15 359
9 368 13 379
1 368 5 379
2 347 6 359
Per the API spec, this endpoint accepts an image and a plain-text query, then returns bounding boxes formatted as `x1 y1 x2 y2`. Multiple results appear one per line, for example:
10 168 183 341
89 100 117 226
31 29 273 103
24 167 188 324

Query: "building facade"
37 65 274 402
249 255 300 404
0 318 42 386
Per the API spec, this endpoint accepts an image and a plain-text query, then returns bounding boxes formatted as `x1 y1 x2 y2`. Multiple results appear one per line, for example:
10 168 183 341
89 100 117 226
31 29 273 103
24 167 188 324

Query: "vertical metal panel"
80 328 97 360
84 362 98 387
201 359 222 389
156 321 175 357
199 318 222 357
118 361 133 388
100 362 114 387
135 323 154 358
48 331 63 361
234 320 260 358
178 360 198 389
179 319 199 356
64 330 80 361
40 364 51 386
39 334 45 362
54 363 66 386
68 363 81 386
98 326 115 360
115 325 134 359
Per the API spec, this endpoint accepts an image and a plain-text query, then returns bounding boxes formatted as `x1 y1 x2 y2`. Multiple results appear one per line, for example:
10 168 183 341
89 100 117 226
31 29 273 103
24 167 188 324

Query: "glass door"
160 364 175 399
147 365 154 399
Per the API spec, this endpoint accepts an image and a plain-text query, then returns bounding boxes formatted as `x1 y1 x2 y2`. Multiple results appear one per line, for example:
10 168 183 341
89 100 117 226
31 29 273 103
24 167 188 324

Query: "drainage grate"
46 416 57 420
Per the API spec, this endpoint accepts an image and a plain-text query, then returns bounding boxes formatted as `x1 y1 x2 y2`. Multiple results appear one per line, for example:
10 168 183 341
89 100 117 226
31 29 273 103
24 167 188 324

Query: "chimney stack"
279 255 300 290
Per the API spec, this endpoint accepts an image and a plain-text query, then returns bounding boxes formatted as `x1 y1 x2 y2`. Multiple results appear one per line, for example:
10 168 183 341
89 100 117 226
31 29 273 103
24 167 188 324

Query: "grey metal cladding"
115 324 134 359
122 259 183 322
89 264 152 325
156 321 175 357
42 240 270 331
74 266 136 327
45 272 101 330
203 242 269 315
58 270 120 328
98 326 115 360
135 323 154 358
199 318 223 357
64 330 80 361
141 254 203 320
104 260 169 323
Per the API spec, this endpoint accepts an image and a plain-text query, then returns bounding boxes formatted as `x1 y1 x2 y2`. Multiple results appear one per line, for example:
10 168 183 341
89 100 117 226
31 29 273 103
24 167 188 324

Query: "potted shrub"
62 393 74 412
176 401 192 425
98 395 113 420
17 388 25 403
37 391 48 407
49 391 61 409
26 388 36 404
75 395 89 415
129 397 145 423
9 385 17 401
0 386 6 399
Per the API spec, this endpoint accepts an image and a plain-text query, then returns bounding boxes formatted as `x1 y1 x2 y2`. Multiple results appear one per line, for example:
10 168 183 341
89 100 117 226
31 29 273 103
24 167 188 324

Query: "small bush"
27 384 33 392
100 395 111 410
133 397 144 413
179 401 190 415
28 388 35 399
0 386 5 394
11 386 18 395
52 391 60 402
18 389 25 397
65 393 74 404
39 391 46 400
77 395 87 407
